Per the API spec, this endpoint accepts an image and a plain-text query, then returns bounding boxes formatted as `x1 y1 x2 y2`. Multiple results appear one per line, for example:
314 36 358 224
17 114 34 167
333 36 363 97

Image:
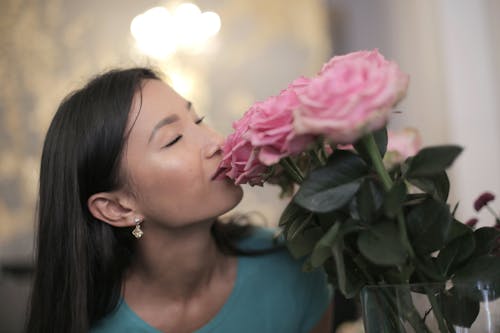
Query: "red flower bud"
474 192 495 212
465 218 478 228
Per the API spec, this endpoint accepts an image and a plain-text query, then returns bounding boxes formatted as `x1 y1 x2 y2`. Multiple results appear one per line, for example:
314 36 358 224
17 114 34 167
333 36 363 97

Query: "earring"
132 217 144 239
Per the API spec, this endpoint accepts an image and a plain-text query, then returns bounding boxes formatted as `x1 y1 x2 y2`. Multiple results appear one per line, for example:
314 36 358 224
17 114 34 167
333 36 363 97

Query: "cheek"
127 153 243 224
130 155 206 218
138 159 199 201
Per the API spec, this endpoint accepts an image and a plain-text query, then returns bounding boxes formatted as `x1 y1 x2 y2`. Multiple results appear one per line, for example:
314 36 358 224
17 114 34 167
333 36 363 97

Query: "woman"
26 68 332 332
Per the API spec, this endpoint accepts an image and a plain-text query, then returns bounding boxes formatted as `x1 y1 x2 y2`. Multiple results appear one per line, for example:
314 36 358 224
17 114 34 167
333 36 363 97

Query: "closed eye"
195 116 205 124
162 117 203 148
163 135 183 148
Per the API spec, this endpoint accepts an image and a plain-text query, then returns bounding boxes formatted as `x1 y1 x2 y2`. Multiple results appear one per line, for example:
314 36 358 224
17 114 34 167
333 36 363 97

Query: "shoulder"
235 227 332 332
237 226 327 286
237 227 303 277
237 226 282 250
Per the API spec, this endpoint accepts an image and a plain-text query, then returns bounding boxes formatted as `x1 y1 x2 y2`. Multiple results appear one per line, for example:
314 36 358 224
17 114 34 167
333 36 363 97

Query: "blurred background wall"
0 0 499 332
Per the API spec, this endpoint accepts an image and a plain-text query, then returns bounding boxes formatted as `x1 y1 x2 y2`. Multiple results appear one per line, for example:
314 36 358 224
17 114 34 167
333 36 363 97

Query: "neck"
124 221 229 302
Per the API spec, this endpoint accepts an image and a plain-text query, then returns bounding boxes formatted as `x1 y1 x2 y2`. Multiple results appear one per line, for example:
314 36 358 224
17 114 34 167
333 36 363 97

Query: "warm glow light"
130 7 177 58
200 12 221 38
169 71 194 98
173 3 201 20
174 4 204 47
130 3 221 58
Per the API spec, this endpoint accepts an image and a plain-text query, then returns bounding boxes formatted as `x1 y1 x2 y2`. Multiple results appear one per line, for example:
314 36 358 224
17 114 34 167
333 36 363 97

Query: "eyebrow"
148 101 192 144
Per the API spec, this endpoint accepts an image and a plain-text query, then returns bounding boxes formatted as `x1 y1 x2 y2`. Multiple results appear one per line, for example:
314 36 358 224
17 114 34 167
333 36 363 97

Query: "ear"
87 191 138 228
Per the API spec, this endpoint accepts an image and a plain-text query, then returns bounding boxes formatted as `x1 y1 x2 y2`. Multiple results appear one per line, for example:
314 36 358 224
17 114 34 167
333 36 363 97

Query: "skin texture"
87 79 331 332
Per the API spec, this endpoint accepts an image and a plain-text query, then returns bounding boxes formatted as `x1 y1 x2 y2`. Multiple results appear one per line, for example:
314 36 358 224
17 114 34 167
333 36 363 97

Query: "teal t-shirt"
91 228 332 333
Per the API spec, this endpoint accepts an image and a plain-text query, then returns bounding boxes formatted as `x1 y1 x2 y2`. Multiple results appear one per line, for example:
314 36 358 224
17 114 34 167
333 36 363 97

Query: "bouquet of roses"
215 49 500 332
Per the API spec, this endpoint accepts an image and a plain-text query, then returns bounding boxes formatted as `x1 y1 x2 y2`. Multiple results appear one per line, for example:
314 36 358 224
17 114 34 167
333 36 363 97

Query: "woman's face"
121 79 243 228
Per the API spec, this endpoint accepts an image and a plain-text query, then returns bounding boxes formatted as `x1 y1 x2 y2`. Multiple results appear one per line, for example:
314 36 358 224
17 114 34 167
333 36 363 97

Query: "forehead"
131 79 185 120
127 80 186 135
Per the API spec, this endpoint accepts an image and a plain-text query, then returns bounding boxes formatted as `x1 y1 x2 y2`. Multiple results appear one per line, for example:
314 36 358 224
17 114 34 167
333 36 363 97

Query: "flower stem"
486 204 500 222
397 212 416 260
424 288 450 333
279 157 304 184
350 253 431 333
417 272 451 333
361 134 392 191
350 254 406 332
311 148 325 166
361 133 416 260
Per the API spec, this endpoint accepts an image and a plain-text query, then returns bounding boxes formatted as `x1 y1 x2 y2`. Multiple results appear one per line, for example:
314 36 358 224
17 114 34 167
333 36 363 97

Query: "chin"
207 180 244 218
219 184 244 214
228 185 244 209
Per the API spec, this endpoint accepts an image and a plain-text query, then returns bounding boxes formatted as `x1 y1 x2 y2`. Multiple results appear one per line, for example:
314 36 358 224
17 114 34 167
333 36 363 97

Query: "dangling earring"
132 217 144 239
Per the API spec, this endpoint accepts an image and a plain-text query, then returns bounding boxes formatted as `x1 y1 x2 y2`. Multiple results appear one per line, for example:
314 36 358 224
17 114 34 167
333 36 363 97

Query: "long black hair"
26 68 259 333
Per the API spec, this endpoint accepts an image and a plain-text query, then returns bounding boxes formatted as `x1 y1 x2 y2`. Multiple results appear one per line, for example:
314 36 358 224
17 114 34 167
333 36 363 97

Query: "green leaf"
414 256 445 282
406 199 453 254
357 221 407 266
316 212 342 230
332 239 364 298
354 127 388 162
383 181 407 218
451 202 459 216
310 219 366 268
452 255 500 301
332 237 347 294
407 171 450 202
472 227 500 256
310 223 341 268
278 201 313 240
322 258 338 287
439 288 480 328
405 145 463 178
435 221 475 277
429 172 450 202
294 150 367 213
323 257 365 299
339 219 366 236
286 226 323 259
279 200 307 227
444 220 470 243
436 229 475 276
402 193 429 208
356 180 384 222
383 267 412 284
287 213 314 241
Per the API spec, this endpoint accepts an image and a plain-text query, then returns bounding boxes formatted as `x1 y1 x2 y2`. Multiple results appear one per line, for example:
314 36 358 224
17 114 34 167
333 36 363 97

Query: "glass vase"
361 282 500 333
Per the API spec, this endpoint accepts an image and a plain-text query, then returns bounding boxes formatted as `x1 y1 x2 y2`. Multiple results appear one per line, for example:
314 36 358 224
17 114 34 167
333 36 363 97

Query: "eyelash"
163 135 182 148
162 116 205 148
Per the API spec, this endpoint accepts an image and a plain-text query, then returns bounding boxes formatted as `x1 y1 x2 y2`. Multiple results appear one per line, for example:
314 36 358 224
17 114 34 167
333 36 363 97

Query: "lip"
211 167 228 181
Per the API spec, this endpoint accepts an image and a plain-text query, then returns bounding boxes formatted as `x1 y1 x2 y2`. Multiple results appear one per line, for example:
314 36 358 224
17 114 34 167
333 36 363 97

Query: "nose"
201 127 225 159
205 142 223 158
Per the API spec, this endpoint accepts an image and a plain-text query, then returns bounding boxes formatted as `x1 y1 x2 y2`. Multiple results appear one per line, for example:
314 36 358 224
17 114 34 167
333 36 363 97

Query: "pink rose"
319 49 387 75
216 108 269 186
337 143 354 151
215 77 317 185
246 79 315 165
292 49 409 144
387 128 421 157
383 127 422 167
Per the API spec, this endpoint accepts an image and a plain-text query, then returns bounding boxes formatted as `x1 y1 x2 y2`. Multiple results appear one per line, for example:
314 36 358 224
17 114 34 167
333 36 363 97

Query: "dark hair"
26 68 260 333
